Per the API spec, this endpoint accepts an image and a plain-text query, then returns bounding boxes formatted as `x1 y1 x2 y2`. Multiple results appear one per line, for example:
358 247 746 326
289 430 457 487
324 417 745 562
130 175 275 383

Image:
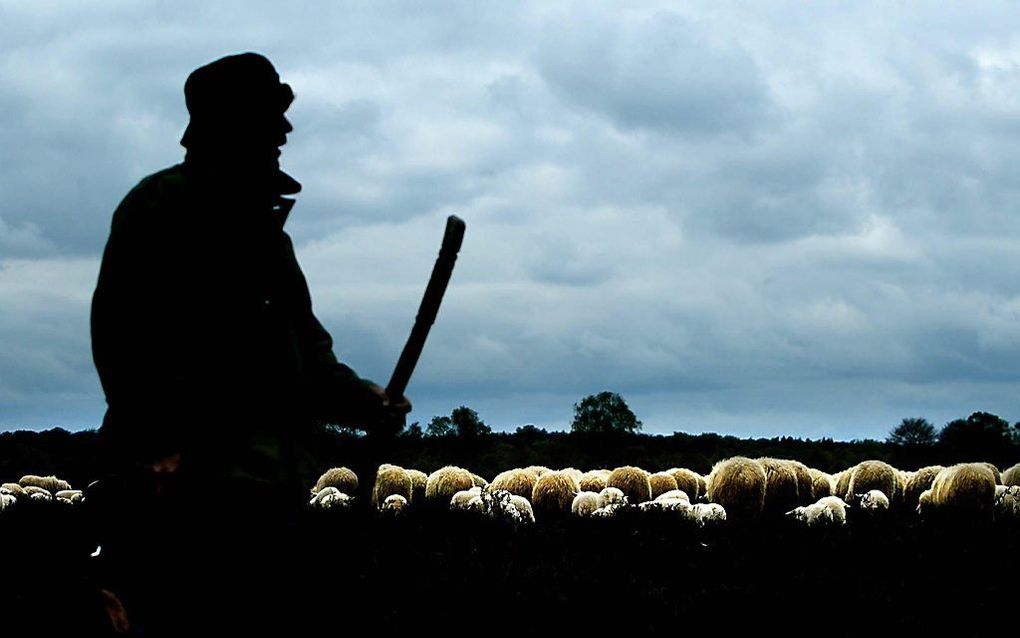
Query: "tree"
401 421 423 439
426 407 491 437
570 391 642 435
938 411 1015 458
426 415 454 437
450 406 491 437
887 417 936 446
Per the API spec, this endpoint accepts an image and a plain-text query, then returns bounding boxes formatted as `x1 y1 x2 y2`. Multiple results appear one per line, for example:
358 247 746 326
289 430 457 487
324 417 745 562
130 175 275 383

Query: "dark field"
4 498 1016 636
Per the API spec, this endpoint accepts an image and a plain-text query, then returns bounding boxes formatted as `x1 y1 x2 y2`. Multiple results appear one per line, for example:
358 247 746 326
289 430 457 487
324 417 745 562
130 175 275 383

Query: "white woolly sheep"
406 469 428 503
833 469 853 503
787 460 815 504
690 503 727 526
598 487 627 508
0 493 16 512
639 498 692 515
903 466 944 510
655 490 690 503
808 469 833 499
508 494 536 524
309 487 352 510
846 461 899 505
787 496 848 527
858 490 890 512
994 485 1020 519
979 463 1001 484
592 503 627 519
471 473 489 489
1 483 26 498
648 472 679 500
524 465 552 479
312 467 358 496
532 471 579 514
372 466 413 508
19 475 71 493
54 489 83 503
923 463 996 516
579 471 608 493
426 466 476 503
490 469 537 500
1002 463 1020 487
706 457 767 520
450 487 483 510
667 468 701 501
758 458 801 515
571 491 602 517
381 494 408 515
560 468 584 489
607 466 652 505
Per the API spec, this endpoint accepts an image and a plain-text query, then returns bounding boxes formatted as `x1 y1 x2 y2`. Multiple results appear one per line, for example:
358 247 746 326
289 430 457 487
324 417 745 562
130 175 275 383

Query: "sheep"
639 498 692 515
0 493 16 512
425 466 475 503
450 487 483 510
758 458 800 515
1002 462 1020 487
690 503 727 526
607 466 652 505
1 483 26 498
846 461 899 504
993 485 1020 520
560 468 584 489
857 490 890 512
655 490 690 503
508 494 536 524
706 457 767 520
592 503 627 519
406 469 429 503
312 467 358 496
372 466 413 508
787 496 848 527
922 463 997 516
381 494 408 515
578 471 609 493
667 468 701 501
309 487 352 510
648 472 679 500
532 471 579 514
903 466 944 510
489 469 537 500
695 473 708 501
471 473 489 489
980 463 1001 484
571 491 602 517
598 487 627 508
787 460 815 504
833 468 853 503
808 469 834 499
24 485 53 500
54 489 83 503
524 465 552 479
19 474 72 493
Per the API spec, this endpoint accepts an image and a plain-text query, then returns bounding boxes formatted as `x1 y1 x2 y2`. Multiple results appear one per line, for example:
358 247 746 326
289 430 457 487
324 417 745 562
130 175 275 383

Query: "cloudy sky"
2 2 1019 439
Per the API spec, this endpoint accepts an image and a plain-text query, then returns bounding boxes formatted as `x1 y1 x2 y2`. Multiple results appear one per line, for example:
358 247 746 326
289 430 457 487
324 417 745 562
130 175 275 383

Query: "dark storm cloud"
1 2 1018 436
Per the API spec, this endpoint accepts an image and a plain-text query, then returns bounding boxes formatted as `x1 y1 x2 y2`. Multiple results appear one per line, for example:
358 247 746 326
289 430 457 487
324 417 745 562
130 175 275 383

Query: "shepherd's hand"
365 382 411 437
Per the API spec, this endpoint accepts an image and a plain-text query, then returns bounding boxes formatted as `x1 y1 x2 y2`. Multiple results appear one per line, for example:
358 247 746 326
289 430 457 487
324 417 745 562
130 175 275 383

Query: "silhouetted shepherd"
88 52 409 635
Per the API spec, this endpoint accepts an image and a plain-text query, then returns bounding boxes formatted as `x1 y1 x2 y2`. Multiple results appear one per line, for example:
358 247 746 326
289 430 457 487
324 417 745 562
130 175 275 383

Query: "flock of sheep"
3 458 1019 528
307 457 1020 527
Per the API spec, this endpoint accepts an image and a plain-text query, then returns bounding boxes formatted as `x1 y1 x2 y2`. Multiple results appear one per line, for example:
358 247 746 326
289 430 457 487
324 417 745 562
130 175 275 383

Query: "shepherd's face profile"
181 52 298 189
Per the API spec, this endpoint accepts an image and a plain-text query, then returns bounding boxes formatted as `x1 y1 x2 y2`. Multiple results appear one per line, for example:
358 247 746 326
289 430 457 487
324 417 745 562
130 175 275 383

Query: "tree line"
0 392 1016 488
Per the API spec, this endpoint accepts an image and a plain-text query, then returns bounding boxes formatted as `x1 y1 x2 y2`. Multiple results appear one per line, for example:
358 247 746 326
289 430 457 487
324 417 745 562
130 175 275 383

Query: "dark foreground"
4 500 1015 636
